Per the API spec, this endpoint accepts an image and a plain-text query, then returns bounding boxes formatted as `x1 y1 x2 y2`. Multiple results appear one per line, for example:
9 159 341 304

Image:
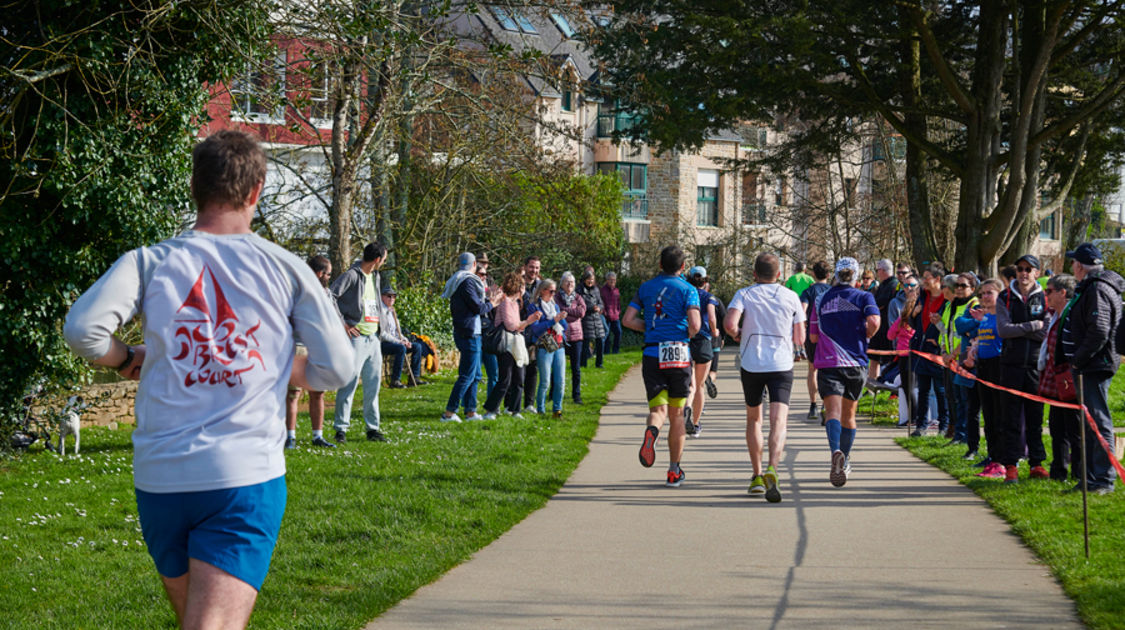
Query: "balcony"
622 196 648 220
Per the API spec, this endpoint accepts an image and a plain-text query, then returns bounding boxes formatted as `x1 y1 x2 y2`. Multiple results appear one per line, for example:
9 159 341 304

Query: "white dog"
57 396 82 456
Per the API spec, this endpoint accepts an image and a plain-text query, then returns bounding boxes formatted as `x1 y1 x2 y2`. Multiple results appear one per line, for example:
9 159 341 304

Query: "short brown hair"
191 130 267 210
754 253 779 281
500 271 524 297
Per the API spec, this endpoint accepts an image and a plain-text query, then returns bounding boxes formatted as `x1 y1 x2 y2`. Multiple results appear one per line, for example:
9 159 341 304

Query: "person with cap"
868 259 900 384
908 264 949 437
331 241 391 443
799 261 833 422
809 256 880 486
622 245 701 487
725 253 806 502
379 285 425 388
1059 243 1125 494
441 252 502 423
684 265 721 438
995 253 1049 483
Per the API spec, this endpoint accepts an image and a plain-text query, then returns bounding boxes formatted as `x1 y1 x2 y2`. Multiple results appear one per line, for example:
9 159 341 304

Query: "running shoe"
665 467 685 487
688 423 702 438
830 449 848 487
482 412 498 420
705 376 718 399
1004 465 1019 484
311 436 336 448
683 406 694 435
763 465 782 503
639 426 659 468
807 403 818 420
284 436 296 450
748 475 766 495
1029 465 1049 479
962 450 979 461
972 456 992 468
977 462 1005 478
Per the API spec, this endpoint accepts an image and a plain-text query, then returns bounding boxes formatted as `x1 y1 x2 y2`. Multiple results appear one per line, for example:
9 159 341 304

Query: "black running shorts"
642 355 692 403
817 366 866 401
739 369 795 406
689 336 714 364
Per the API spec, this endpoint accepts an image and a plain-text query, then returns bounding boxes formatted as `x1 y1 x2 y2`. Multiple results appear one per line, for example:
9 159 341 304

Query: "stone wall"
81 381 138 427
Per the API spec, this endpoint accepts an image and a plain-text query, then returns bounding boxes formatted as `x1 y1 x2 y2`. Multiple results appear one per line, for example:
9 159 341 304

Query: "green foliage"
393 272 454 349
0 1 270 441
0 351 641 628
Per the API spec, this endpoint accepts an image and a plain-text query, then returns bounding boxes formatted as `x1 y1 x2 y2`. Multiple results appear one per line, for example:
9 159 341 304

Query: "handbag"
537 330 560 353
1054 369 1077 402
481 314 504 355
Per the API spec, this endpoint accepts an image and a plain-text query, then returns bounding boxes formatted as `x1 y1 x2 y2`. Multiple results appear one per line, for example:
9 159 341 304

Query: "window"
561 87 573 112
873 134 907 161
231 51 287 122
697 170 720 227
597 101 637 137
490 6 537 34
744 127 769 151
598 162 647 220
550 12 576 38
742 171 765 225
774 176 788 206
1039 211 1057 240
308 61 333 123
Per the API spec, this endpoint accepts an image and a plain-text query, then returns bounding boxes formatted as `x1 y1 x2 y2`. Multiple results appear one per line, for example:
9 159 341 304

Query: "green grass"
898 434 1125 630
0 350 641 630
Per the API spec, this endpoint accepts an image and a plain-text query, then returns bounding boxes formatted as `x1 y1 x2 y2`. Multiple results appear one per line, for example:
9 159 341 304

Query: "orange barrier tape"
867 348 1125 479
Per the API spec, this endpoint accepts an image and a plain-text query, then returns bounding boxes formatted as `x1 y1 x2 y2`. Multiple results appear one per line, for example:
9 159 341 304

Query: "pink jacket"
887 317 914 354
494 296 521 332
556 292 586 341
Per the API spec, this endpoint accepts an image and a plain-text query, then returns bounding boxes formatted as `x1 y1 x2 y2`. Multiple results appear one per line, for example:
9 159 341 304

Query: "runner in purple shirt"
808 257 880 487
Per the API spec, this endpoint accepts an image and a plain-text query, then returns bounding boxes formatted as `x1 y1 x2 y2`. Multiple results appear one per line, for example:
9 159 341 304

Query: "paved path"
366 361 1082 629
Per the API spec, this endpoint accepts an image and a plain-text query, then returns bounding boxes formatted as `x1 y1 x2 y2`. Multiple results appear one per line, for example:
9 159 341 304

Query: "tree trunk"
900 18 936 269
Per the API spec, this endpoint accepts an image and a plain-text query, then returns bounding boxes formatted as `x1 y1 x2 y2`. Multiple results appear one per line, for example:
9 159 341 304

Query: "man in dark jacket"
869 259 900 382
1060 243 1124 494
331 242 389 443
440 252 501 423
996 253 1048 483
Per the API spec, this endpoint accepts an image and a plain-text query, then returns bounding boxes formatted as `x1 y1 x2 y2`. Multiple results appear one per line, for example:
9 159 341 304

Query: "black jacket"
575 283 607 339
996 282 1047 368
1059 269 1124 375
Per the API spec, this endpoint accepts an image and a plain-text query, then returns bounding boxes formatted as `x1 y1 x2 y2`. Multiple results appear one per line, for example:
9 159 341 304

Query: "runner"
724 253 805 502
808 257 880 487
622 245 701 487
684 265 720 438
799 261 832 422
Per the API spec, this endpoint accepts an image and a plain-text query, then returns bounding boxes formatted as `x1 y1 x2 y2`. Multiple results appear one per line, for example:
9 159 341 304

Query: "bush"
394 273 454 351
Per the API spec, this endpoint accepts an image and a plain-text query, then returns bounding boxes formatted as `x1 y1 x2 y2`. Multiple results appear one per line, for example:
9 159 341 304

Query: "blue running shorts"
135 475 286 591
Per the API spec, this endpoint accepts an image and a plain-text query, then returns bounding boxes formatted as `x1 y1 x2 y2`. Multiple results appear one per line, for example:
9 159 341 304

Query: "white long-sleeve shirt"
64 231 354 493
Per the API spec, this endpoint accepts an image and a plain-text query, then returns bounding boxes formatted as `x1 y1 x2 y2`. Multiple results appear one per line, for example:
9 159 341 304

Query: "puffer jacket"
996 281 1047 368
556 291 586 342
1059 269 1125 375
576 283 607 339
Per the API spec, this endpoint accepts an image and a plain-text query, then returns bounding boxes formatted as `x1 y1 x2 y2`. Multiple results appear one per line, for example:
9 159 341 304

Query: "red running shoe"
665 467 685 487
1029 465 1049 479
639 426 658 468
1004 465 1019 483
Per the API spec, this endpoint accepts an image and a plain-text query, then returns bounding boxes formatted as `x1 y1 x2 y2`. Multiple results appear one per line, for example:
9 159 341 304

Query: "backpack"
480 311 504 355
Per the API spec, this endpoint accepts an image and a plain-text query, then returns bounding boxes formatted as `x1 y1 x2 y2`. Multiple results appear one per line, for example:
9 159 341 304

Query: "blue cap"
1066 243 1102 265
457 252 476 269
687 265 707 278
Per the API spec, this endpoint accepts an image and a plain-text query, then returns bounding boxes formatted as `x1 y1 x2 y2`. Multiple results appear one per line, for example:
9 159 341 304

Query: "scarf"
441 270 482 299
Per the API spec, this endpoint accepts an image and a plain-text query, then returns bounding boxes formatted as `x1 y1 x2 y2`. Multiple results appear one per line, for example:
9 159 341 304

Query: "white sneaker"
524 405 537 414
510 412 525 419
482 412 498 420
465 413 484 421
441 413 462 423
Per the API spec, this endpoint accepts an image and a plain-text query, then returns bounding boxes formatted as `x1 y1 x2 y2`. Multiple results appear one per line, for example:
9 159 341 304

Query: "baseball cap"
381 286 397 296
1066 243 1103 265
457 252 476 269
1015 254 1041 269
687 265 707 278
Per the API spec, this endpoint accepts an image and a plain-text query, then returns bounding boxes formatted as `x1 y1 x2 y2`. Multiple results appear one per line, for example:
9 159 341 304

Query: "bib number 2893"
658 341 690 369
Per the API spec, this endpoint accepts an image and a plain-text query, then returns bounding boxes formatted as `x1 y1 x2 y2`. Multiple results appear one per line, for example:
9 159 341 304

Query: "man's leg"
461 337 483 414
161 574 189 626
308 392 325 432
446 335 474 415
691 362 709 425
745 405 764 476
381 341 406 385
481 351 498 400
667 403 687 463
361 337 382 432
1081 373 1115 488
524 346 538 409
409 341 425 382
334 335 367 434
767 400 790 468
180 558 259 630
285 389 300 433
806 364 818 418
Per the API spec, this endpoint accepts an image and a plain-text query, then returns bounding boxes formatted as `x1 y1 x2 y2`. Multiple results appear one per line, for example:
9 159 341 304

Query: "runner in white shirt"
724 253 806 502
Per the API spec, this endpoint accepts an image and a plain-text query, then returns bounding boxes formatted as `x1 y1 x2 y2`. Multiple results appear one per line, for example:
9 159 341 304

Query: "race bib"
364 298 380 324
658 341 690 369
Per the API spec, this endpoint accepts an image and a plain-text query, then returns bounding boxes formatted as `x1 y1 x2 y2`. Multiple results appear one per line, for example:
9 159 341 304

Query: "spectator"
886 275 919 426
1060 243 1124 494
440 252 501 423
62 130 354 628
576 269 607 369
995 254 1048 483
601 271 623 355
518 256 543 413
556 271 587 404
1038 274 1080 481
859 269 879 292
331 242 390 443
526 279 567 417
285 254 346 449
784 261 815 297
960 278 1005 477
909 264 948 437
868 259 900 383
476 253 499 398
940 272 978 444
379 286 426 388
800 260 833 422
482 272 541 419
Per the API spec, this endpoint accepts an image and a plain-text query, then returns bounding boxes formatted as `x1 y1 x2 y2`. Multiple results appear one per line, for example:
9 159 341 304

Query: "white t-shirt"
728 283 805 372
64 231 355 493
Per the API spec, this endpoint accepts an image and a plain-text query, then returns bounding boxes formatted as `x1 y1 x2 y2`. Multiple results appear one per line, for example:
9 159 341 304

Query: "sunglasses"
896 271 908 275
904 283 919 289
1044 287 1056 294
955 283 972 289
1017 266 1034 272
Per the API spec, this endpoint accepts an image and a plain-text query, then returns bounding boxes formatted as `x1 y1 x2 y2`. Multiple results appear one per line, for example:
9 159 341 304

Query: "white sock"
312 430 323 439
287 430 296 439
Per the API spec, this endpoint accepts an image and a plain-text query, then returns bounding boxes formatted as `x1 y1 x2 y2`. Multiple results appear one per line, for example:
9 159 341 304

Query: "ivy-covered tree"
0 0 269 433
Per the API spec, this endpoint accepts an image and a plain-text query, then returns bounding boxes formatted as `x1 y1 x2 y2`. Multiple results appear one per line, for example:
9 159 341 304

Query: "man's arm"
687 307 701 338
724 308 742 339
706 303 718 337
63 251 147 380
866 314 881 339
792 320 806 347
995 301 1044 339
622 305 645 332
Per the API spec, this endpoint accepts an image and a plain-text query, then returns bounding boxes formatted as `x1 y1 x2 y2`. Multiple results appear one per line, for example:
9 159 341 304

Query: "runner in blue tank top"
808 257 880 487
622 245 701 487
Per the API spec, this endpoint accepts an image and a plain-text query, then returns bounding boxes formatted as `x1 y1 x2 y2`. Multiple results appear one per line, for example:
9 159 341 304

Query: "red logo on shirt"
171 265 265 387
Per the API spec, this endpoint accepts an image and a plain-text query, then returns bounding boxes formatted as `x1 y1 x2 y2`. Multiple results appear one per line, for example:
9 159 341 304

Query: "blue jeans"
536 346 565 413
447 334 481 415
482 352 499 399
1077 370 1116 489
913 371 947 432
956 383 980 451
604 319 622 354
381 340 425 383
335 333 381 432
